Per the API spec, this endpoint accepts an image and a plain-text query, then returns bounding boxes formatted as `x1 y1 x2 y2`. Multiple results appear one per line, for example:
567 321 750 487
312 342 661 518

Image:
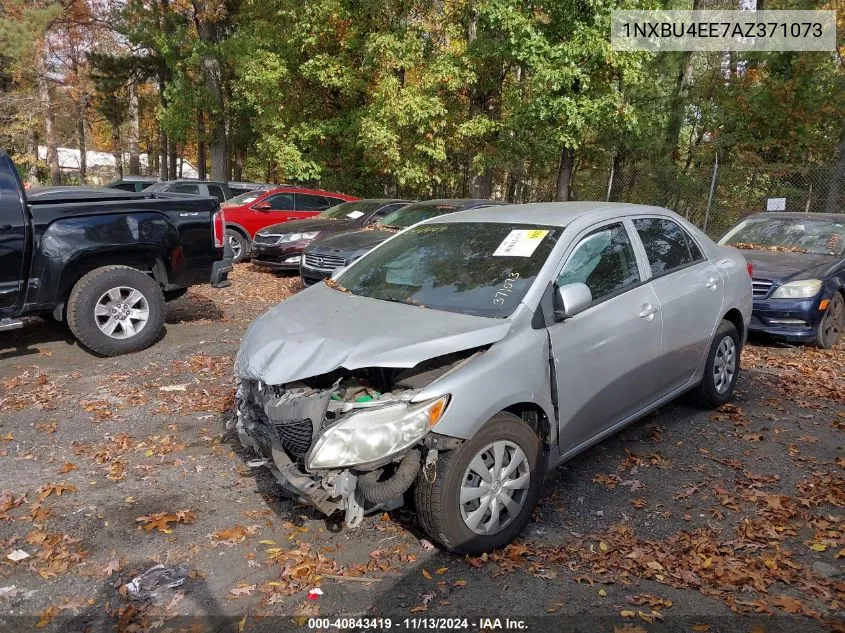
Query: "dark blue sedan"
719 212 845 348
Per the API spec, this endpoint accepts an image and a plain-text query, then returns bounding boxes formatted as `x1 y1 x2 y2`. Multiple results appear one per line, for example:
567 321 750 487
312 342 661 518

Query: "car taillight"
212 210 225 248
746 262 753 277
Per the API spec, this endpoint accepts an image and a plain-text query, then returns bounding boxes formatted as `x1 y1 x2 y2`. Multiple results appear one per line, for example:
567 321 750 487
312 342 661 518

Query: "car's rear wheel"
816 292 844 349
692 319 740 409
414 412 545 554
227 229 249 263
66 266 165 356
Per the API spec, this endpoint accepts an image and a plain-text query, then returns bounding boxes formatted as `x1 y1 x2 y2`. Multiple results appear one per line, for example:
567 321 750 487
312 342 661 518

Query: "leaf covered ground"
0 265 842 632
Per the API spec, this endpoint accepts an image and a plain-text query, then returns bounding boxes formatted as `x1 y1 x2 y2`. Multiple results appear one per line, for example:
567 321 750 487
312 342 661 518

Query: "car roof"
353 198 415 205
426 201 679 227
160 179 228 186
112 175 158 182
400 198 503 209
743 212 845 222
262 186 356 197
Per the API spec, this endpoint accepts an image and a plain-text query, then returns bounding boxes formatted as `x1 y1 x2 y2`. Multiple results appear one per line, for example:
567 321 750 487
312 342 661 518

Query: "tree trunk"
233 151 243 181
825 127 845 214
197 111 207 179
77 95 88 184
112 125 123 180
192 1 229 183
506 160 526 203
555 147 576 201
168 138 177 180
38 73 60 185
129 81 141 175
664 0 700 162
159 128 168 180
26 124 39 185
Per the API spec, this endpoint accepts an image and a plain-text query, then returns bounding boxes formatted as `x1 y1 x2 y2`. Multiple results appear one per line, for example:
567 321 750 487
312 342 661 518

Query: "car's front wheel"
414 412 546 554
692 319 740 409
816 292 843 349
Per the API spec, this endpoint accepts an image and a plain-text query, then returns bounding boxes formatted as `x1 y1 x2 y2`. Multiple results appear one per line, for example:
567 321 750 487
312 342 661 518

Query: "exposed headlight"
307 396 449 470
279 231 320 243
770 279 822 299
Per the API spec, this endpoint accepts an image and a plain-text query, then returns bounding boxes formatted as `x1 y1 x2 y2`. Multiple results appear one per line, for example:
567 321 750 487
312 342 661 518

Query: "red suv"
221 187 358 261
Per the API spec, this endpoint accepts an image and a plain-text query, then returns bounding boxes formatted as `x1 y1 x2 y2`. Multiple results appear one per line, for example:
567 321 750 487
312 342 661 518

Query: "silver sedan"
233 202 752 553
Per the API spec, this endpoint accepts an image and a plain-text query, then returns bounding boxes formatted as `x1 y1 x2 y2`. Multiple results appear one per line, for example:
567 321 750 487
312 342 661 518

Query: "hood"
234 283 512 385
310 229 394 252
743 250 838 282
258 217 355 235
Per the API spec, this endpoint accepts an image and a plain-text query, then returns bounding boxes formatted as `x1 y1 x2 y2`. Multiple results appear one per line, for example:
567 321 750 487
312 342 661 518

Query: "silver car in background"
233 202 752 553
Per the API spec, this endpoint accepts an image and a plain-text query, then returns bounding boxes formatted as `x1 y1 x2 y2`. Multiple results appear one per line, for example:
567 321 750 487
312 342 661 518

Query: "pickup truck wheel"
414 412 545 554
227 229 249 263
66 266 165 356
816 292 843 349
691 319 740 409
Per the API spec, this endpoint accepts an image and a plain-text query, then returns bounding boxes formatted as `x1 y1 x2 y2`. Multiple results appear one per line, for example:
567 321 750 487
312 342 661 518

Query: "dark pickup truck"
0 151 233 356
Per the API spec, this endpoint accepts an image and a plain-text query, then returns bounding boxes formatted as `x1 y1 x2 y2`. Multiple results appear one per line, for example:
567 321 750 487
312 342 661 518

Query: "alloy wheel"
713 335 736 395
229 233 243 260
821 294 843 345
94 286 149 339
459 440 531 536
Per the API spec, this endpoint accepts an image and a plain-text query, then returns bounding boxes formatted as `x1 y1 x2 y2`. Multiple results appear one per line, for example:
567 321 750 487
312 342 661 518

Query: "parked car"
232 202 751 553
0 151 232 356
251 199 413 273
105 175 159 192
228 181 276 197
719 212 845 348
221 187 359 262
300 199 500 285
146 179 232 204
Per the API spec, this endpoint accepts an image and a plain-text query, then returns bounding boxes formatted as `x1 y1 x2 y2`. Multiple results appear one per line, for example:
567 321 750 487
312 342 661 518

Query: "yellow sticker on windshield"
493 229 549 257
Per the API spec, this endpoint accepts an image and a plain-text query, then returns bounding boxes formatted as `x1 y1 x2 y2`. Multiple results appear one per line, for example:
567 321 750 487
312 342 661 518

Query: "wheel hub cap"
713 335 736 395
459 440 531 536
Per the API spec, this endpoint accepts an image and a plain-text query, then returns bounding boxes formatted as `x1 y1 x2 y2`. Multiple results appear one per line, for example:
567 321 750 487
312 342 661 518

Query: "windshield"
224 191 264 206
378 202 462 229
720 217 845 256
335 222 561 317
319 200 382 220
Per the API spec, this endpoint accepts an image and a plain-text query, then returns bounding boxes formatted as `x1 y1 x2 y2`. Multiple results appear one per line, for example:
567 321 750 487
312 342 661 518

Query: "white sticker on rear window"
493 229 549 257
346 210 365 219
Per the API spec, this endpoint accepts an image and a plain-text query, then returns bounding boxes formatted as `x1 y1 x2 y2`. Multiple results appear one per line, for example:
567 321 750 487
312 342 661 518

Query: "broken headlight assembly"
307 395 449 470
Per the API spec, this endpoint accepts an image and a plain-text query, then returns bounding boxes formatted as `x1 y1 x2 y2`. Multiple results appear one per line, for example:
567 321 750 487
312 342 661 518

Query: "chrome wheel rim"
229 234 242 259
460 440 530 536
713 335 736 395
94 286 149 339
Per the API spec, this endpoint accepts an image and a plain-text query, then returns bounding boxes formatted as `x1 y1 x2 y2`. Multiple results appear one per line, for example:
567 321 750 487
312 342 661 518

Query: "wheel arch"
502 402 552 448
55 249 166 306
225 222 251 240
721 307 745 347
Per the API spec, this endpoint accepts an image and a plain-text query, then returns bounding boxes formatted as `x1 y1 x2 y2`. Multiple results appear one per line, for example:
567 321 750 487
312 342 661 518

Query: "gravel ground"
0 264 842 633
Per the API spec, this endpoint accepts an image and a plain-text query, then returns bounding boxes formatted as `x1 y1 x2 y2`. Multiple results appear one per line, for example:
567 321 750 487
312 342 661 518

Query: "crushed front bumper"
749 296 824 342
230 380 409 527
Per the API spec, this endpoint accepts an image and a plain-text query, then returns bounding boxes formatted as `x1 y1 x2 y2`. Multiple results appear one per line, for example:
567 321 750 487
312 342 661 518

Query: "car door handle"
705 277 719 290
639 304 659 319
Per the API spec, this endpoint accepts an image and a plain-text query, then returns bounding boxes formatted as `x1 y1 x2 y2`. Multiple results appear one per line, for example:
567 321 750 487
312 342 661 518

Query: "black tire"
816 292 843 349
414 412 546 554
163 288 189 302
66 265 165 357
227 229 250 263
692 319 740 409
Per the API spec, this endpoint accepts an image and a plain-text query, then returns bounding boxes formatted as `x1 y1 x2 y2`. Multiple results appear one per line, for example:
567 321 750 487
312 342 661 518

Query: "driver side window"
557 223 641 304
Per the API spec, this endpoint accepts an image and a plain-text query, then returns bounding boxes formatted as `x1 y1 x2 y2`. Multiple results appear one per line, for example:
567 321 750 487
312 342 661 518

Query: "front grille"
752 278 773 299
253 234 281 245
274 419 314 457
303 253 345 271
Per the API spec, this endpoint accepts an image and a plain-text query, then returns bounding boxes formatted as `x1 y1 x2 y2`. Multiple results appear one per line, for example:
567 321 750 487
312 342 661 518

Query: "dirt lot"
0 265 842 633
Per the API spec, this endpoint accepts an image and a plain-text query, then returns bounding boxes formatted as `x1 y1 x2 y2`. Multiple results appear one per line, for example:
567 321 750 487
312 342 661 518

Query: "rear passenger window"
633 218 703 276
208 185 226 203
557 223 641 303
297 194 331 211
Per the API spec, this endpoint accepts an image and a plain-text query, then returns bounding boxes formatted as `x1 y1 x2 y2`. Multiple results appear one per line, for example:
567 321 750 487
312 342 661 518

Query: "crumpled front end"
231 352 478 527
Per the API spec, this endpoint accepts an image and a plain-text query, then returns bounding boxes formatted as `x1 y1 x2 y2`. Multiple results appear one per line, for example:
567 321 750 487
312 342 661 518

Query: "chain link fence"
565 157 844 239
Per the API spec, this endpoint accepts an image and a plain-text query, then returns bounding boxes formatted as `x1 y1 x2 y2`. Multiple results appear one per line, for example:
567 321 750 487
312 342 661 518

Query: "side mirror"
554 283 592 320
253 202 271 211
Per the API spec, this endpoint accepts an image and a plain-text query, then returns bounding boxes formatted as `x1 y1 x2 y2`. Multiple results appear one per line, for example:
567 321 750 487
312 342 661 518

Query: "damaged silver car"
232 202 752 553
